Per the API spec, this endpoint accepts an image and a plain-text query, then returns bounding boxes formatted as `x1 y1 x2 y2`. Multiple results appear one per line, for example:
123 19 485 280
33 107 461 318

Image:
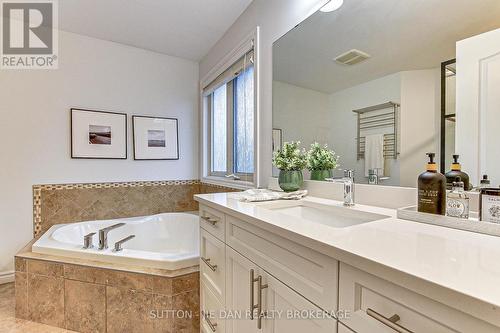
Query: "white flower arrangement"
306 142 339 171
272 141 307 171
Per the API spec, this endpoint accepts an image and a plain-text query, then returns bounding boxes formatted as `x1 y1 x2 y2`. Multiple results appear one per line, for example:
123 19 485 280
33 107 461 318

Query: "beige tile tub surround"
33 180 239 236
14 255 200 333
21 180 235 331
1 282 75 333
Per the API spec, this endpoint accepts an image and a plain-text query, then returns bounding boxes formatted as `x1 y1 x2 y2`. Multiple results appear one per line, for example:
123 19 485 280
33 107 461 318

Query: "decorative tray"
397 206 500 237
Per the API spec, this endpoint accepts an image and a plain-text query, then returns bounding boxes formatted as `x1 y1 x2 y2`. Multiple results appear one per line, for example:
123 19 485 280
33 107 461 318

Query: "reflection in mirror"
441 60 457 173
272 0 500 187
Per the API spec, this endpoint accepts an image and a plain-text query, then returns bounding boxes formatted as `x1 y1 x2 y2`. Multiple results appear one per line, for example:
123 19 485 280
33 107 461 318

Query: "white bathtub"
32 212 200 270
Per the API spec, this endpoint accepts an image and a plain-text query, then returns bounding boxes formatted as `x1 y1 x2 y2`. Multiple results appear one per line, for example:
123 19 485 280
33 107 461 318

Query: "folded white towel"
364 134 385 177
231 189 308 202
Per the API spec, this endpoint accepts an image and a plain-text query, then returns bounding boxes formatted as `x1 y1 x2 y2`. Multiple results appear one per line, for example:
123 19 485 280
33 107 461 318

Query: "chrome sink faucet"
98 223 126 250
326 169 355 207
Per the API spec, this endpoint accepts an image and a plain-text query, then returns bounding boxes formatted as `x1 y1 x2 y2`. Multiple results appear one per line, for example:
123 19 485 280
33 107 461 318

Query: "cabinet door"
262 272 337 333
225 247 261 333
201 281 226 333
200 228 225 303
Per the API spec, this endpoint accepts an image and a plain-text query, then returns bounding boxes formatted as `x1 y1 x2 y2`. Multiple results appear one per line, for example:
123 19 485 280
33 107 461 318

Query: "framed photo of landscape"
132 116 179 160
70 108 127 159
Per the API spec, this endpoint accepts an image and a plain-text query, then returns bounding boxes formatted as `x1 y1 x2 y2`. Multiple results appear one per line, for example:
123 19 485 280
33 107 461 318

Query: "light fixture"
319 0 344 12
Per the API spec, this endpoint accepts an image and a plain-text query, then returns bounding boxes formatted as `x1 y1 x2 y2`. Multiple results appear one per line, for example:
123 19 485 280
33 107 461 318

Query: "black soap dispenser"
418 153 446 215
445 155 471 190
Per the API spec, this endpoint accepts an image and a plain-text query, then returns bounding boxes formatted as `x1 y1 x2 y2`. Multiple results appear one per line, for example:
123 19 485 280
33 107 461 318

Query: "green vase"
278 170 304 192
310 169 333 181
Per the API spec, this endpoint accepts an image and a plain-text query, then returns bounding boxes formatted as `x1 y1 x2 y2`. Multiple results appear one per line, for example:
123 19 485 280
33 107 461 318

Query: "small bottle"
446 177 470 219
480 188 500 224
418 153 446 215
445 155 471 190
479 175 491 189
368 169 378 185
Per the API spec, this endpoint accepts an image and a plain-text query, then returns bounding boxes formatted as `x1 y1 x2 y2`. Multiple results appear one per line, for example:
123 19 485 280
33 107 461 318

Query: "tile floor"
0 283 74 333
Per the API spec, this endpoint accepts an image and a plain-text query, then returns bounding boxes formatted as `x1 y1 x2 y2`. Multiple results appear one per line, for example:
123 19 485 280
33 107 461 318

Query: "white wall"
272 80 330 178
399 69 441 187
273 80 330 147
328 73 402 185
0 31 199 277
200 0 328 187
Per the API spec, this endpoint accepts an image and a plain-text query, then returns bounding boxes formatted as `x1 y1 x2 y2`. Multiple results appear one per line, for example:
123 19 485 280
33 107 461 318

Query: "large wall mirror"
272 0 500 188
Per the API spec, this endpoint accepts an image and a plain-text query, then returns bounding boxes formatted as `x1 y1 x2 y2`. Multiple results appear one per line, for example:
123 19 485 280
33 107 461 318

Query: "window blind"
202 49 254 97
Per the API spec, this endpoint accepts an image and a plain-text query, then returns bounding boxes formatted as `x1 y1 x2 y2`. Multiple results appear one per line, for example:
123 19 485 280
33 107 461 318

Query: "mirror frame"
440 58 457 174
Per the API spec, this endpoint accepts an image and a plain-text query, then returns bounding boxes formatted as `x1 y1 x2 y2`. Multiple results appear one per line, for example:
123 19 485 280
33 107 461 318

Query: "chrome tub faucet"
114 235 135 252
98 223 126 250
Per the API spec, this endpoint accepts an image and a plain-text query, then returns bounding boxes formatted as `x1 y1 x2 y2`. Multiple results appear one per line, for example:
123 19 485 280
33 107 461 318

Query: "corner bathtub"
32 212 200 270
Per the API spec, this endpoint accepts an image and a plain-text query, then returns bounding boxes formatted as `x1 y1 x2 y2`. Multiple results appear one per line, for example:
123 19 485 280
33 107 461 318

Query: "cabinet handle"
201 257 217 272
366 308 414 333
256 275 268 330
203 312 218 332
201 216 219 226
250 269 258 320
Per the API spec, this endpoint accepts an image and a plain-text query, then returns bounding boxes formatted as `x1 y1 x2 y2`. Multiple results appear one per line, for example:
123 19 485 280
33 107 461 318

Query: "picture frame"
71 108 127 159
132 115 179 160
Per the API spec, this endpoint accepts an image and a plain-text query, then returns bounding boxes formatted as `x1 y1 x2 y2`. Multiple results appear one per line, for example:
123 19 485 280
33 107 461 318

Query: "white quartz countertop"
195 193 500 309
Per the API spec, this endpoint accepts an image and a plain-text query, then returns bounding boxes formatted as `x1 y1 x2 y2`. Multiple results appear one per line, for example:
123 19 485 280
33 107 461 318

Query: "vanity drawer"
339 263 500 333
199 205 225 241
201 281 225 333
226 215 338 313
200 228 225 304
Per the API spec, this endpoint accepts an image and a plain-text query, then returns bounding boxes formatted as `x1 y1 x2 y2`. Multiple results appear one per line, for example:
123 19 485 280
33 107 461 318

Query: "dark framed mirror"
440 59 457 174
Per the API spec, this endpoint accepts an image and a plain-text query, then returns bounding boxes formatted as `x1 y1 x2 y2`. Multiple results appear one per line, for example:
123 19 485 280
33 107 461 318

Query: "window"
202 45 256 186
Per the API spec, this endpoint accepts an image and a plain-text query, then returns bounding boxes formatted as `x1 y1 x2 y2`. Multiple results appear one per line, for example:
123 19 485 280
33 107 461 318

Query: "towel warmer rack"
353 102 400 160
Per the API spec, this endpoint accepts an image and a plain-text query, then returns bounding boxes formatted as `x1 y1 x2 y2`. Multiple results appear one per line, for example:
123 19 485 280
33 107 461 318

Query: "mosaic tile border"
33 187 42 236
34 179 200 191
32 179 201 236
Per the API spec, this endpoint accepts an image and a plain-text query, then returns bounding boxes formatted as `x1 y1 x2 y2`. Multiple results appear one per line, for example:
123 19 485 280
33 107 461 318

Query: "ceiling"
273 0 500 94
59 0 253 61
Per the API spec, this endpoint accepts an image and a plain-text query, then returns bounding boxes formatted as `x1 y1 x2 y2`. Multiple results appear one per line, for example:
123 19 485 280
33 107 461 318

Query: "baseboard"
0 271 15 284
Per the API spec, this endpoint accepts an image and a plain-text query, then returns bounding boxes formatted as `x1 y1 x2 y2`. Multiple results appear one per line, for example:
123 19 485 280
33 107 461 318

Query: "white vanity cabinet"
225 246 261 333
338 263 500 333
225 247 337 333
199 205 338 333
198 203 500 333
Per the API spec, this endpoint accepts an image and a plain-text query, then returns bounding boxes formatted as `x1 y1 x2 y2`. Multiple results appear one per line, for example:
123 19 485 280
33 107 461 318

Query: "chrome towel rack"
353 102 400 160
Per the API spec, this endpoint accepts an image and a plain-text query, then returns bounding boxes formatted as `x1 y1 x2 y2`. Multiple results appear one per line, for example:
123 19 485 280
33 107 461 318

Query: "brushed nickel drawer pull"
250 269 258 320
256 275 268 329
203 312 218 332
201 257 217 272
367 308 414 333
201 216 219 226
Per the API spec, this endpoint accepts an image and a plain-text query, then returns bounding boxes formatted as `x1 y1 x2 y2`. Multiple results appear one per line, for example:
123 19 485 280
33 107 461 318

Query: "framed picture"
272 128 283 152
71 108 127 159
132 116 179 160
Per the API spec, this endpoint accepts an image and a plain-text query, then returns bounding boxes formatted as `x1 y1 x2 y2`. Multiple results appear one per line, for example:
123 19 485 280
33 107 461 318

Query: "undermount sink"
259 200 390 228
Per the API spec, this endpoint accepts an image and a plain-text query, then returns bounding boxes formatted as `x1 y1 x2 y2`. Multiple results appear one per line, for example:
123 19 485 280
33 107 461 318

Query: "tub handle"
83 232 96 249
113 235 135 252
201 216 218 226
201 257 217 272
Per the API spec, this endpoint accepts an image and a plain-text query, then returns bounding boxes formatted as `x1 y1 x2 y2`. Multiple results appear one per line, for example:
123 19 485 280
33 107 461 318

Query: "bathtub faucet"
98 223 126 250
